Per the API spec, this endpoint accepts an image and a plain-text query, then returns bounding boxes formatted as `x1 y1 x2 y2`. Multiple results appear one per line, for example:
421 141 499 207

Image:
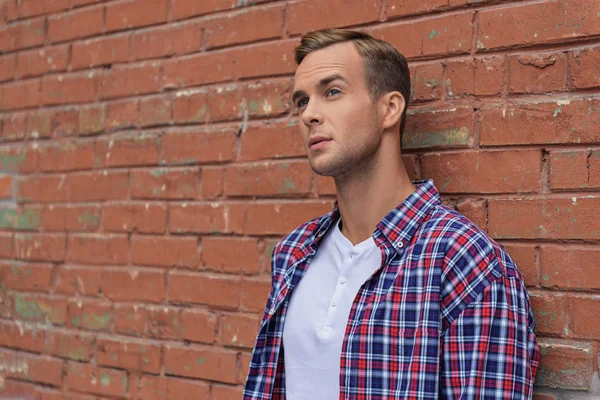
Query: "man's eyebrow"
291 73 348 103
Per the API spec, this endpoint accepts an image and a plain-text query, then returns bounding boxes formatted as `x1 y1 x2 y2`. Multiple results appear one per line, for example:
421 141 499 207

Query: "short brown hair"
294 29 411 143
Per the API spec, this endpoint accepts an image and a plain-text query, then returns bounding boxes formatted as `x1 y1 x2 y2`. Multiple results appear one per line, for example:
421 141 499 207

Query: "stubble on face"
292 43 383 181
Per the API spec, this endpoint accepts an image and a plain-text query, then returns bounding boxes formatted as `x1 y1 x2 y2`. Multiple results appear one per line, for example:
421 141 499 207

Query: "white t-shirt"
283 218 382 399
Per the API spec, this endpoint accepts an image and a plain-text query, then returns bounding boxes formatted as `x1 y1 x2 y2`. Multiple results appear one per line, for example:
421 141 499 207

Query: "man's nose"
302 100 323 127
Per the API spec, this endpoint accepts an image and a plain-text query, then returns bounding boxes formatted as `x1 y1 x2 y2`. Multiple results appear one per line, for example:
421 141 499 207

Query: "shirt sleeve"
440 275 540 399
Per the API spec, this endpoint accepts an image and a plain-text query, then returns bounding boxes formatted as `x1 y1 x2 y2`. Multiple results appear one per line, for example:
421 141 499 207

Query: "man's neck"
334 158 416 246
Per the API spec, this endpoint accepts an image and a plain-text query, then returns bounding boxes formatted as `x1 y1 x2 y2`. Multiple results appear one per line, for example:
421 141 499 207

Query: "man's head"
292 29 411 178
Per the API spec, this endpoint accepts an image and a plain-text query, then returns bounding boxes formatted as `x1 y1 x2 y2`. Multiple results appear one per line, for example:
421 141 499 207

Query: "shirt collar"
313 179 441 249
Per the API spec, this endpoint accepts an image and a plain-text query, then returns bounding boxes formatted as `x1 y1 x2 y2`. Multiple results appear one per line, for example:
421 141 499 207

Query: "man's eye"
327 88 341 97
297 98 308 108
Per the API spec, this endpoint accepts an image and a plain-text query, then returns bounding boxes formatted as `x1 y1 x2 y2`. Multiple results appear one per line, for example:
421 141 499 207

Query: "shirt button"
396 242 404 248
349 252 355 258
331 300 337 307
268 309 275 316
339 277 347 284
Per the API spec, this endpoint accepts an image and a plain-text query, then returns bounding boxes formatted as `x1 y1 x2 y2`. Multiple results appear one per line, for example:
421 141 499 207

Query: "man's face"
292 42 382 178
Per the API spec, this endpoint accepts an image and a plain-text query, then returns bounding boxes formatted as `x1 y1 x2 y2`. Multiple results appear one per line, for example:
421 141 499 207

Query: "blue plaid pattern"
244 179 540 399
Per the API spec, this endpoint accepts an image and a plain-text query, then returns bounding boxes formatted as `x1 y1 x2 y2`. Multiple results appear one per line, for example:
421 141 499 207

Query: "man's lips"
308 136 332 150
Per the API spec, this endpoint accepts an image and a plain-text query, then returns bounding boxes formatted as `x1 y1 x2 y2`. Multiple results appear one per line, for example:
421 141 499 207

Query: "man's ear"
381 91 405 130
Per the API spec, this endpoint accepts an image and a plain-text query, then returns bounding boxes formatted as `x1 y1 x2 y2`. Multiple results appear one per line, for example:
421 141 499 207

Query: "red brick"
480 98 600 146
99 62 162 100
541 245 600 291
42 73 97 106
0 349 63 386
508 53 567 93
403 107 475 150
2 262 53 292
0 232 14 258
0 175 13 199
456 199 487 231
96 133 160 167
568 295 600 340
38 140 95 172
42 205 101 232
212 384 243 400
474 56 505 96
1 380 38 399
97 336 161 373
106 98 139 130
106 0 167 32
240 277 270 313
386 0 447 17
162 40 297 88
68 299 113 331
55 265 102 296
240 352 252 385
202 237 261 274
16 45 69 79
16 0 70 18
38 391 96 400
78 103 107 135
371 12 472 59
0 112 27 141
220 313 260 348
132 22 202 60
478 0 600 51
48 6 104 43
53 108 79 137
131 168 199 200
535 338 595 390
114 304 147 337
0 17 45 52
169 203 245 234
201 167 224 199
12 293 67 325
287 0 378 35
131 235 199 268
422 150 541 194
529 291 567 336
569 46 600 89
240 121 305 162
0 320 46 353
162 127 236 165
0 79 41 110
246 201 332 235
500 243 538 287
139 95 172 127
488 197 600 240
104 268 166 303
163 344 238 383
67 171 129 202
316 174 336 196
103 202 166 234
16 175 67 203
67 362 128 397
15 233 66 262
27 109 54 139
0 54 16 82
412 62 443 101
549 150 593 190
205 5 283 49
136 375 211 400
0 144 37 172
243 79 292 118
146 306 180 340
180 309 217 344
225 160 313 197
67 234 128 265
46 330 95 362
169 272 240 309
72 34 131 70
171 0 235 20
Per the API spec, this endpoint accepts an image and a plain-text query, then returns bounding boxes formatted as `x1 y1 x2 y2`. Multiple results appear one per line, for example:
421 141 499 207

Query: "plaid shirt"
244 180 540 399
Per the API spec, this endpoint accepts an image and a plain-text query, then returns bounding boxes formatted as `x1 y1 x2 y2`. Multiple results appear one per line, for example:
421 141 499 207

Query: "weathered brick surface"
0 0 597 397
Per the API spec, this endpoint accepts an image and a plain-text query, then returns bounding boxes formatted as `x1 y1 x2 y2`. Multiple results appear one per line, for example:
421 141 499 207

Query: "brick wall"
0 0 598 399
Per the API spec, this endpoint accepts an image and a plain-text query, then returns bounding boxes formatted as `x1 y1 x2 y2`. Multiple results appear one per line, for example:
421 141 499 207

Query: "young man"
243 29 540 399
